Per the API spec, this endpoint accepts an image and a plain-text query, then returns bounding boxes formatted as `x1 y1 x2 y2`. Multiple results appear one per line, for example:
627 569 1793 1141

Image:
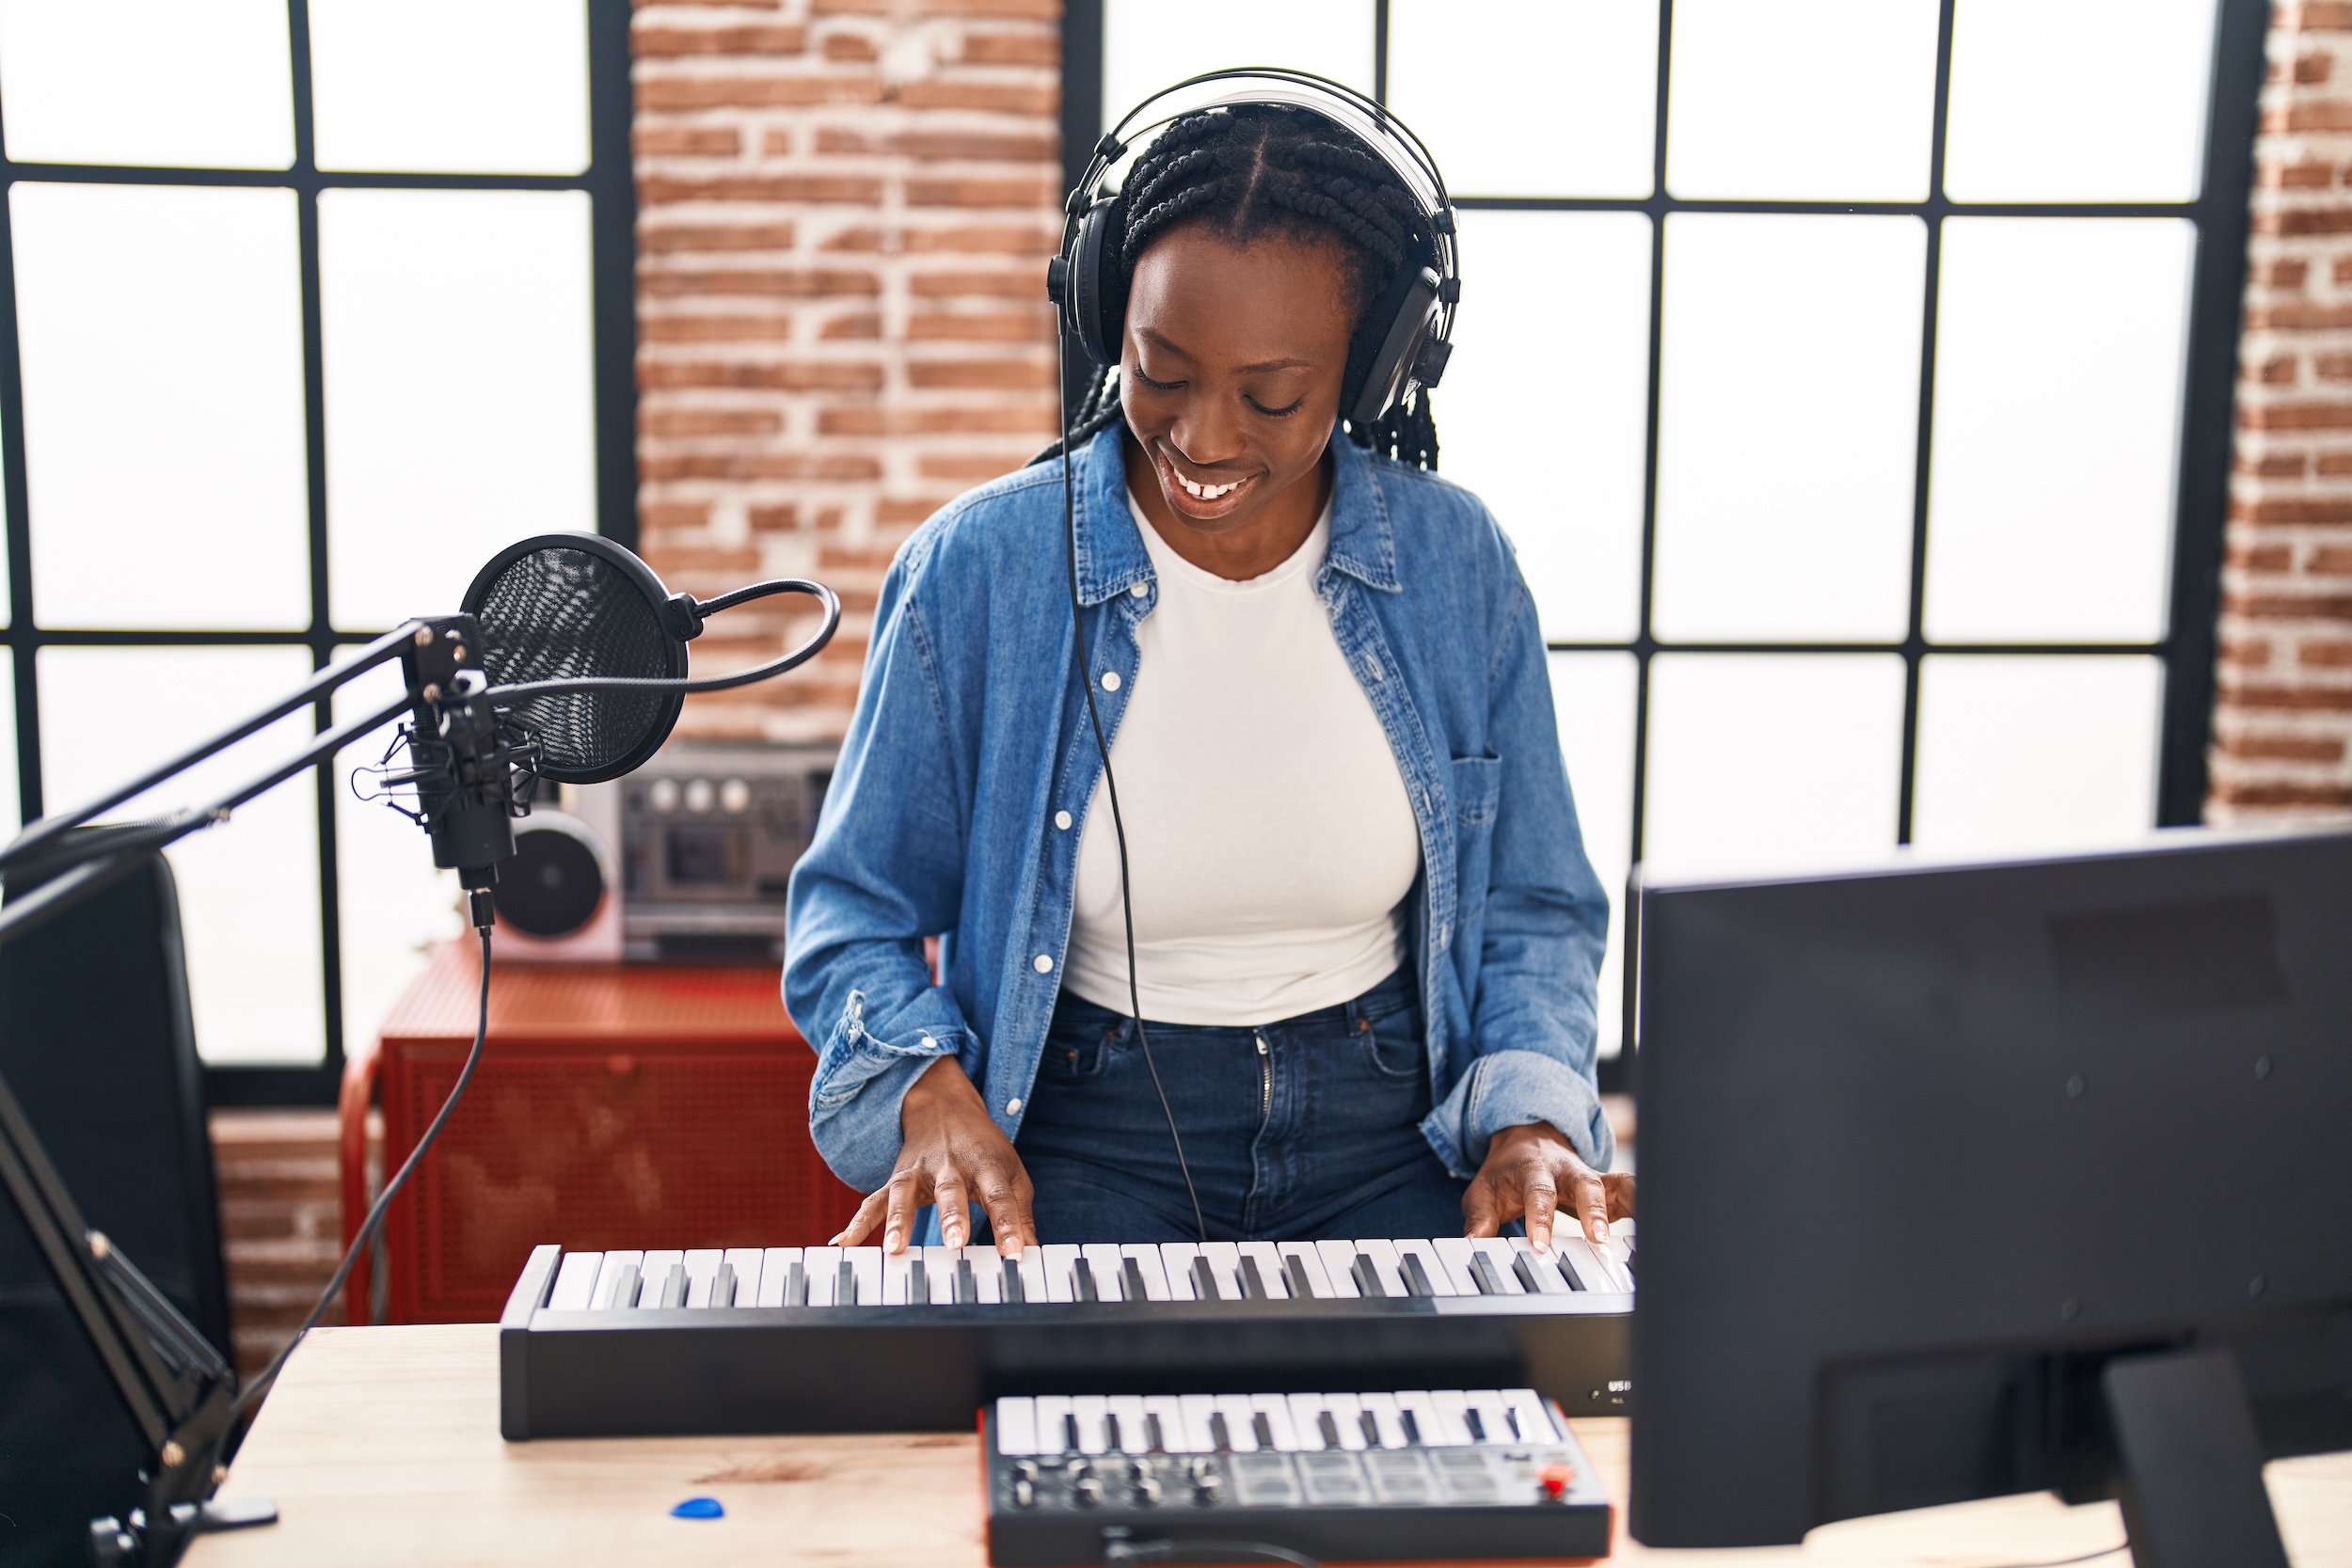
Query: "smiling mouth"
1155 445 1257 514
1175 472 1243 500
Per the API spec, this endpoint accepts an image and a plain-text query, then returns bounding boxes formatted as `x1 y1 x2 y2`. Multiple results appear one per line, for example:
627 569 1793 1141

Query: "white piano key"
1598 1232 1637 1290
640 1250 686 1308
1430 1236 1485 1294
1042 1243 1082 1303
801 1244 842 1306
1395 1390 1456 1447
1465 1389 1515 1444
1504 1237 1571 1294
1552 1234 1613 1292
1162 1241 1201 1301
1392 1238 1458 1296
1324 1392 1371 1449
1017 1244 1048 1305
683 1249 722 1308
1179 1393 1220 1454
719 1247 762 1307
1431 1389 1479 1446
1468 1237 1529 1294
957 1244 1004 1303
1107 1394 1150 1453
1311 1241 1364 1298
922 1244 958 1303
548 1251 601 1312
754 1247 797 1307
1120 1243 1170 1301
848 1245 882 1307
591 1250 643 1309
1249 1392 1302 1451
1081 1243 1127 1302
1287 1392 1331 1449
1353 1238 1409 1297
1212 1394 1261 1451
1072 1394 1111 1454
1235 1241 1291 1299
1034 1394 1076 1452
1359 1391 1410 1449
995 1397 1039 1456
1505 1388 1560 1445
1142 1394 1191 1452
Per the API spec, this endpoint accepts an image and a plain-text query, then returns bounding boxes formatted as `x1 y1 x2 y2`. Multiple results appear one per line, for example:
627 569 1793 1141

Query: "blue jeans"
1009 967 1471 1243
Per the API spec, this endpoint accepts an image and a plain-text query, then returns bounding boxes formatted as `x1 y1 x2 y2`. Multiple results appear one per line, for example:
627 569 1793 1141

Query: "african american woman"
786 90 1634 1263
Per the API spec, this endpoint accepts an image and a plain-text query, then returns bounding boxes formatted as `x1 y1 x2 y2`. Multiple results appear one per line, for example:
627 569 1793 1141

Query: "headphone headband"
1049 68 1461 429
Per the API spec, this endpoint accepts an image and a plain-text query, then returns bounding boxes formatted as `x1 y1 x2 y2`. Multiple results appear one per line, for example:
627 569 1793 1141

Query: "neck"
1120 432 1332 581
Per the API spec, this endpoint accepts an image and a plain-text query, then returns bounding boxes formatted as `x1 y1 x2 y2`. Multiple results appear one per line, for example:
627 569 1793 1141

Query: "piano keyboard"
984 1388 1611 1564
497 1230 1633 1441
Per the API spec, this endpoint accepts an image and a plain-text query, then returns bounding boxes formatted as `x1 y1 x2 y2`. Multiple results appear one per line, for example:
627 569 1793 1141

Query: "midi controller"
496 1231 1634 1439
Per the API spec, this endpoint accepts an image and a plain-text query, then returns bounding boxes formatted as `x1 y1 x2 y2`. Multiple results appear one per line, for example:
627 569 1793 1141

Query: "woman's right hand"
831 1055 1037 1256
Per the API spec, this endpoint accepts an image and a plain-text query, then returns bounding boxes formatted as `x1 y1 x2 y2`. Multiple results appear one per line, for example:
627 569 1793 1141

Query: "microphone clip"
398 616 527 914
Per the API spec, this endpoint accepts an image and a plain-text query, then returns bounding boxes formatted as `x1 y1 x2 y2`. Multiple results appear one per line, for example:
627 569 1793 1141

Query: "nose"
1166 393 1246 470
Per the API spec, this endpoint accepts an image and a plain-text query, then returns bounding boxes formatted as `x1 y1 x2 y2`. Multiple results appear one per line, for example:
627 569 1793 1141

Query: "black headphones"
1046 69 1461 429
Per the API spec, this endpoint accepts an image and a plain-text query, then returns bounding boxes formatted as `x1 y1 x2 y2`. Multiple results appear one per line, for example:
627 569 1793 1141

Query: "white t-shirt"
1059 490 1423 1025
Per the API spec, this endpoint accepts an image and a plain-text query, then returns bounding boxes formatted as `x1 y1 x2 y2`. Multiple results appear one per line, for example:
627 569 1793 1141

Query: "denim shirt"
784 425 1615 1196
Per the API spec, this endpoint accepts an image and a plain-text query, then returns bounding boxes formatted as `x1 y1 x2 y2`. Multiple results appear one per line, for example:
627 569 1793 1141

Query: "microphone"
381 533 840 926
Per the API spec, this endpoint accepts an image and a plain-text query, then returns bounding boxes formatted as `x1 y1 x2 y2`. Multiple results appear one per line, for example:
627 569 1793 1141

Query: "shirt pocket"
1450 753 1502 921
1450 754 1502 828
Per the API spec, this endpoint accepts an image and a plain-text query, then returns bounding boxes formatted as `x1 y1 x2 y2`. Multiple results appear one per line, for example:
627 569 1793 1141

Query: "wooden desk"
187 1324 2352 1567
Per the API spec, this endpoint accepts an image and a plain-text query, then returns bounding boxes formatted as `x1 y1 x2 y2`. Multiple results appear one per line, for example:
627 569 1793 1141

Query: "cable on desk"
222 926 495 1446
1104 1535 1320 1568
1976 1544 2128 1568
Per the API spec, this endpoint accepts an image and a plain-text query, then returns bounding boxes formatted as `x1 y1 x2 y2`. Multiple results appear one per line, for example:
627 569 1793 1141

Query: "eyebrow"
1135 328 1314 375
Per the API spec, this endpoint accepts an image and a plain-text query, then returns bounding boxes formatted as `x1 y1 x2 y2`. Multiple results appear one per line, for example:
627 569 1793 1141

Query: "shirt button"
1055 810 1073 831
1129 582 1148 598
1033 953 1054 973
1100 670 1120 691
919 1035 935 1049
1007 1098 1024 1115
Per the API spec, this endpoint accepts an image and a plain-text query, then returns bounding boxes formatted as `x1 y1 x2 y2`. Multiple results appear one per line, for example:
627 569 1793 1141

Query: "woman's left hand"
1462 1121 1634 1249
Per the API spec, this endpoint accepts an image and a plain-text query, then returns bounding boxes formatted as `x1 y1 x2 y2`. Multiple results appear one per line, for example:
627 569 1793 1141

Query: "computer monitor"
1629 829 2352 1559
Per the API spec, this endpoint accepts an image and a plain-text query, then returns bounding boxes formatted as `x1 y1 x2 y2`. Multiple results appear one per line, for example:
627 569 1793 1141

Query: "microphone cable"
222 924 495 1446
1057 326 1208 1246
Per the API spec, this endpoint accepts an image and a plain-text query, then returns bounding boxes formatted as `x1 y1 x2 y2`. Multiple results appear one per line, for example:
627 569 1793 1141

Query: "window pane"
0 0 292 169
0 650 17 831
323 190 596 628
1447 212 1649 642
1102 0 1375 127
1550 653 1637 1056
40 646 325 1064
1925 218 2192 643
1912 656 2162 854
1643 654 1906 879
1944 0 2217 203
1654 214 1922 642
1666 0 1939 201
309 0 590 176
13 184 310 630
332 653 463 1054
1387 0 1657 198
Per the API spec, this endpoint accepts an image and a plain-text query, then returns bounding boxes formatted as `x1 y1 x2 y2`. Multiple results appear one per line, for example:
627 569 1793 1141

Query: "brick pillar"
630 0 1064 744
210 1110 350 1376
2215 1 2352 821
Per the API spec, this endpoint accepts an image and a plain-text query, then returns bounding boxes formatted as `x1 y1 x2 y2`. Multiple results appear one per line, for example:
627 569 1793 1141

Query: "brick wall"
2214 1 2352 821
629 0 1064 744
210 1111 349 1376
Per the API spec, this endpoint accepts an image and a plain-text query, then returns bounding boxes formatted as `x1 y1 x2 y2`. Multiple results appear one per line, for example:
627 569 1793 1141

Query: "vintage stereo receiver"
617 742 834 963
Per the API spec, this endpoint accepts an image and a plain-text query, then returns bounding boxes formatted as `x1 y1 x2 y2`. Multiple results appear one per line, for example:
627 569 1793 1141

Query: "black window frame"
0 0 640 1106
1060 0 2267 1096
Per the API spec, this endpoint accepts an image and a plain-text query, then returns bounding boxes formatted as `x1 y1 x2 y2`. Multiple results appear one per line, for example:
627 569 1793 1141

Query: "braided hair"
1038 103 1440 470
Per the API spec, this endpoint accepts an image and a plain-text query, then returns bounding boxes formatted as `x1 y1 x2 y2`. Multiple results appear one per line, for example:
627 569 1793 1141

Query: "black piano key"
1190 1256 1220 1301
1002 1257 1025 1304
908 1259 927 1305
1239 1256 1269 1299
1554 1252 1590 1291
1470 1253 1505 1295
1400 1409 1422 1446
837 1259 856 1305
1251 1412 1275 1449
1512 1253 1546 1294
1145 1413 1167 1452
1359 1410 1382 1449
1505 1406 1523 1440
1352 1253 1388 1299
1401 1254 1435 1297
1121 1257 1150 1301
787 1260 807 1306
711 1262 736 1307
1074 1259 1100 1302
1210 1412 1232 1452
1284 1254 1314 1299
1104 1412 1122 1453
1062 1413 1081 1452
603 1261 640 1310
955 1258 977 1304
1317 1411 1341 1449
1465 1408 1487 1443
660 1262 688 1308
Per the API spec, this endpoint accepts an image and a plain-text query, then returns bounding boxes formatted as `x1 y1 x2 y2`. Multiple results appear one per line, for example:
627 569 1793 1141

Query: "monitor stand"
2103 1347 2290 1568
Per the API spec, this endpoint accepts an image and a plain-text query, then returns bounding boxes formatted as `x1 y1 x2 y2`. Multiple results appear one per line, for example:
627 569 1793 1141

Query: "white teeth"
1176 473 1240 500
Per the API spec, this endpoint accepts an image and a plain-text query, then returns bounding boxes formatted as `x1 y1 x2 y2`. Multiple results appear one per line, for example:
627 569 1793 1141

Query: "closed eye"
1248 395 1304 418
1133 368 1184 392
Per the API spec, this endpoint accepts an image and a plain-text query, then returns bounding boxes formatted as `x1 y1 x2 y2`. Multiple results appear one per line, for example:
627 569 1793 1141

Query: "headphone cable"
1057 325 1209 1247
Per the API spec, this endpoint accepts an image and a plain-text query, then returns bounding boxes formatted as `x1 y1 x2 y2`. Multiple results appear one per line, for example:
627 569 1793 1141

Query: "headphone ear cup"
1346 267 1441 428
1067 198 1124 366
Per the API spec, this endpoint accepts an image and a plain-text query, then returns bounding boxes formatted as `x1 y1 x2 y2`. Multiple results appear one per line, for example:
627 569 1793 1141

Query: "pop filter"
462 533 839 785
